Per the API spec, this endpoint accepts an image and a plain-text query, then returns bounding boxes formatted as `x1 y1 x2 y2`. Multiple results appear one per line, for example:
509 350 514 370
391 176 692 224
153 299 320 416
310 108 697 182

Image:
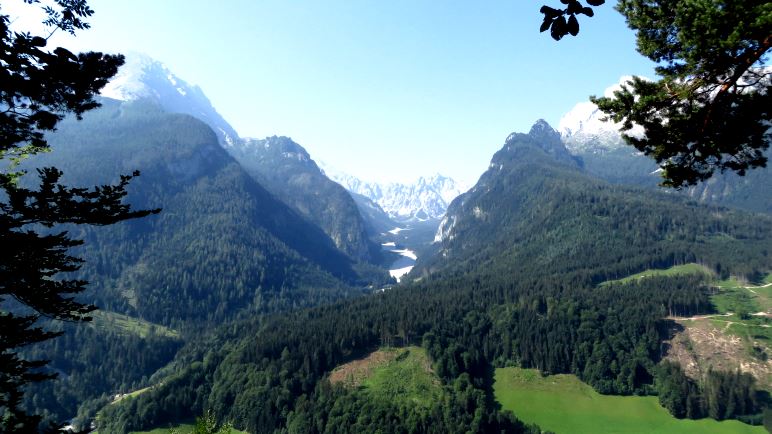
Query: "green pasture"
493 367 764 434
599 263 711 286
91 310 180 339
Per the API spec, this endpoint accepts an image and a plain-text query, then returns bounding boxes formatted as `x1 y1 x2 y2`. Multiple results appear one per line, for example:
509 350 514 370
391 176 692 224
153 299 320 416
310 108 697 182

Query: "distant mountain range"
321 164 468 222
103 53 465 227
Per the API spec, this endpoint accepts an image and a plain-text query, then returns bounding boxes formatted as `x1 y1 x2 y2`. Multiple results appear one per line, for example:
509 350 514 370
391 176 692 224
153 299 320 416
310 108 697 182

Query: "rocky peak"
100 52 240 147
499 120 575 166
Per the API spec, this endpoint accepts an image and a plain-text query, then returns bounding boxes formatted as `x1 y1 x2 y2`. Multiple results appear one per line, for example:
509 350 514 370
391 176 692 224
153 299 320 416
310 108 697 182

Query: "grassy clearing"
493 367 764 434
130 425 189 434
330 346 442 407
112 385 154 404
599 263 712 286
91 310 180 339
711 290 761 316
129 423 247 434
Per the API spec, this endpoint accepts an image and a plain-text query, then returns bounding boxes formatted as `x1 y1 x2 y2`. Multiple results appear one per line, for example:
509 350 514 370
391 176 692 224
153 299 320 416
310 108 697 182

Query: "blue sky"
9 0 655 185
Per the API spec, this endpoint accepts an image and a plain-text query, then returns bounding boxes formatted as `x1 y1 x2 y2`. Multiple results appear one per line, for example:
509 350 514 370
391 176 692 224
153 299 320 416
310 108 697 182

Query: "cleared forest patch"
329 348 398 388
665 272 772 388
91 310 180 339
329 346 441 407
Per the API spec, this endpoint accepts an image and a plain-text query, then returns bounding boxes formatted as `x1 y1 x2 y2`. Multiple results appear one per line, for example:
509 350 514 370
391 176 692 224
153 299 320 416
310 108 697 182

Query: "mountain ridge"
425 119 771 283
229 135 381 263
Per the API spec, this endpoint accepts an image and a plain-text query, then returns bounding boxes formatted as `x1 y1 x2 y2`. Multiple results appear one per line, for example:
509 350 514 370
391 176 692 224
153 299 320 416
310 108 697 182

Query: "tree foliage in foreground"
591 0 771 188
0 1 155 431
539 0 605 41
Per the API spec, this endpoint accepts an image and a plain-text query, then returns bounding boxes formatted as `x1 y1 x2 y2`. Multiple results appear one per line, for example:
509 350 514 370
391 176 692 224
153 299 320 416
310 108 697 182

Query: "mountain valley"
10 55 772 434
94 116 772 433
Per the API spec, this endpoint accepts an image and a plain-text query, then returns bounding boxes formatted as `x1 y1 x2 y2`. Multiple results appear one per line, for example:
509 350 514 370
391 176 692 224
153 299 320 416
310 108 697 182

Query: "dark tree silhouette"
0 1 158 431
539 0 605 41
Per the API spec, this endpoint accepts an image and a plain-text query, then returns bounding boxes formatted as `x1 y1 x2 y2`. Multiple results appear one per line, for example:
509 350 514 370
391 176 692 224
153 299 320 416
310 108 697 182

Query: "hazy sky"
6 0 655 185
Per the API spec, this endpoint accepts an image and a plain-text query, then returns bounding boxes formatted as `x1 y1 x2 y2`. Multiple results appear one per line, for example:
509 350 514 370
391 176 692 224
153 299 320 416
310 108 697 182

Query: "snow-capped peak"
101 53 175 101
100 52 240 147
321 165 468 222
558 76 646 154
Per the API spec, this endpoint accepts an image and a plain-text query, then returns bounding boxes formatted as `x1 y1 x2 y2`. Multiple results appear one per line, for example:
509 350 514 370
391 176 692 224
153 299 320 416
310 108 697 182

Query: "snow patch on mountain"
434 214 457 243
558 76 646 154
101 53 240 147
321 164 467 221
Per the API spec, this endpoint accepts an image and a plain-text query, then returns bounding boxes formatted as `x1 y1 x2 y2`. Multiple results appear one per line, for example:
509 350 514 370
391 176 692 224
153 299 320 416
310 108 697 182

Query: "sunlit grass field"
599 263 711 286
493 367 765 434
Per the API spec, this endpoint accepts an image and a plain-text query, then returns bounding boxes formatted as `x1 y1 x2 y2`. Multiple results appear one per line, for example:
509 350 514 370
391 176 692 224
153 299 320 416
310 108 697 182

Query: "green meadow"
599 263 712 286
91 310 180 339
493 367 765 434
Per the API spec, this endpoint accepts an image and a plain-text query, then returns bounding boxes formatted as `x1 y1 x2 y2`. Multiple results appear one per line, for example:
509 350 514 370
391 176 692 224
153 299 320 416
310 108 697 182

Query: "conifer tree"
0 1 157 431
541 0 770 188
591 0 771 187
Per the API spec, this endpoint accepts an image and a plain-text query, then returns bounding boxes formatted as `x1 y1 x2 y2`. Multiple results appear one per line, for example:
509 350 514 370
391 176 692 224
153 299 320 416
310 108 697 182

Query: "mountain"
374 174 466 221
558 77 772 214
557 76 646 155
426 119 771 281
682 166 772 214
229 136 381 263
103 54 385 262
321 165 467 222
101 53 240 147
30 99 366 326
557 77 659 186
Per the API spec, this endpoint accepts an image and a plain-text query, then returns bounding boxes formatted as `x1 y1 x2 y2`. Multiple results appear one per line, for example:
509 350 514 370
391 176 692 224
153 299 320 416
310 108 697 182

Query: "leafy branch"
540 0 605 40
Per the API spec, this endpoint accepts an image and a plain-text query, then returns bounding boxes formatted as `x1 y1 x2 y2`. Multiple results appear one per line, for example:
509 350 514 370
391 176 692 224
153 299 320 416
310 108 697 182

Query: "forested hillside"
426 121 771 283
230 136 381 264
30 99 380 326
